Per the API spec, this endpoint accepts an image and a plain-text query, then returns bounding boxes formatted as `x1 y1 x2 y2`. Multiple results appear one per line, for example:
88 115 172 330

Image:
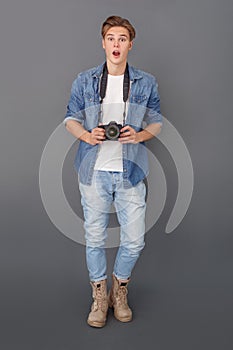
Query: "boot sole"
87 319 106 328
114 313 132 322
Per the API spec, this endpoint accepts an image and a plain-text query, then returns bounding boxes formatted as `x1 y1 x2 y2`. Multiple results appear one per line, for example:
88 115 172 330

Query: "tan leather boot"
87 279 108 328
108 274 132 322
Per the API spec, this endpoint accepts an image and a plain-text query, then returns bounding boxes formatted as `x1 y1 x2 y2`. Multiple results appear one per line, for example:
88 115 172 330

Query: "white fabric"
94 74 127 172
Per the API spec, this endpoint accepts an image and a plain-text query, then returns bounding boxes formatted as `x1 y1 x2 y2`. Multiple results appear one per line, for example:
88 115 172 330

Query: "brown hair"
101 15 136 41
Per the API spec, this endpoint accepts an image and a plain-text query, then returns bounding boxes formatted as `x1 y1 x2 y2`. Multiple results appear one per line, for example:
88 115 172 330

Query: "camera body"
99 121 123 140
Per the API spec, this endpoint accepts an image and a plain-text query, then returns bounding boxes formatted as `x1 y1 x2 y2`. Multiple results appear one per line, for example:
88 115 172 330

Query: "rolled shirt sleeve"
144 77 163 126
63 74 85 126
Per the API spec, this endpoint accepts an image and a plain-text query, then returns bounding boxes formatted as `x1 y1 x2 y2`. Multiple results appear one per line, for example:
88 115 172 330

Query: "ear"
102 38 106 50
128 41 133 51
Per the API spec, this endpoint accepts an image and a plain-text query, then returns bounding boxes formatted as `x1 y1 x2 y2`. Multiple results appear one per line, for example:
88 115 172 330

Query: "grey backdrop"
1 0 233 349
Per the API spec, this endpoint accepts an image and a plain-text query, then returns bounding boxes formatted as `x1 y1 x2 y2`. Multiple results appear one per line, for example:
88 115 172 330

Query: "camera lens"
106 123 120 140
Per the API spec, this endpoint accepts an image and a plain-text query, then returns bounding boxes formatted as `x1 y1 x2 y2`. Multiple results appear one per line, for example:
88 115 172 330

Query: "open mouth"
112 50 120 58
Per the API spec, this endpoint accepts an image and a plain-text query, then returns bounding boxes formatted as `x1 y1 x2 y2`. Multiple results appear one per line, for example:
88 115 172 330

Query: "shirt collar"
91 62 143 81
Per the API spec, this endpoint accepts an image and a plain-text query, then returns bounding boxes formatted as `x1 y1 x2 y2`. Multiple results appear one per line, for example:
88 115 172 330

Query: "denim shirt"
64 62 162 188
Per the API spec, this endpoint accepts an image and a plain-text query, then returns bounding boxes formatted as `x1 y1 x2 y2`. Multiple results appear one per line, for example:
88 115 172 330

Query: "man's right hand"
82 127 106 145
65 120 105 145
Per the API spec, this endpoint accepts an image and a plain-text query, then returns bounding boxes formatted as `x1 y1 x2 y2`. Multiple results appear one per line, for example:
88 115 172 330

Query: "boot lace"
93 284 107 312
117 285 128 306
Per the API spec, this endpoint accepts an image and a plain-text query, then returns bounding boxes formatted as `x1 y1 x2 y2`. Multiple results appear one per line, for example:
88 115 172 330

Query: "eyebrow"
106 34 128 38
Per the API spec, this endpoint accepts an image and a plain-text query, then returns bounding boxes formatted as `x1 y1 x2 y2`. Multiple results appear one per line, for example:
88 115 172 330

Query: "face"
102 26 133 69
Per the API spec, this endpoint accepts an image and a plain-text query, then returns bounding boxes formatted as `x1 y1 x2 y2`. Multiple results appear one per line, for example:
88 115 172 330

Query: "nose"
114 40 119 47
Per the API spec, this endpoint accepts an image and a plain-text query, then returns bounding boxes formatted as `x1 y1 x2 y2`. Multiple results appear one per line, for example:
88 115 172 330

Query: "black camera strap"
99 62 130 125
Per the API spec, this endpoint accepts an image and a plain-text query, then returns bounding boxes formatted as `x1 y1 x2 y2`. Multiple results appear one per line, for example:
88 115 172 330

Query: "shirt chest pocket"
84 92 99 106
131 94 148 106
128 95 148 128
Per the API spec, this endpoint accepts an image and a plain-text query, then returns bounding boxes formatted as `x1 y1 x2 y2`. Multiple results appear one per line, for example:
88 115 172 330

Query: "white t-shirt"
94 74 128 172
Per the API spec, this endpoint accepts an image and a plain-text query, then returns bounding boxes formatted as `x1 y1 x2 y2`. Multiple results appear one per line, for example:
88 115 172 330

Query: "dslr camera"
99 121 123 141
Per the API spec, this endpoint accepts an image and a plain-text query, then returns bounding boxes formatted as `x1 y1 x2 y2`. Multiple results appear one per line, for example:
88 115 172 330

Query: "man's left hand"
119 125 139 144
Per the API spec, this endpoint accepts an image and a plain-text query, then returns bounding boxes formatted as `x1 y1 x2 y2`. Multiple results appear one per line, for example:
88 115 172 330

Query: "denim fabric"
64 63 162 187
79 171 146 281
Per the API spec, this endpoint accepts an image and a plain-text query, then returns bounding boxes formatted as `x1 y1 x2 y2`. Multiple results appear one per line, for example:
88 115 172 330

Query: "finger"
96 134 106 140
92 128 104 135
119 136 131 142
120 126 131 132
93 130 105 137
120 131 131 137
93 137 103 144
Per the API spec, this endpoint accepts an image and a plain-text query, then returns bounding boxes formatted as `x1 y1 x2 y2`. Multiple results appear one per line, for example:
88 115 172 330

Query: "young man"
64 16 162 327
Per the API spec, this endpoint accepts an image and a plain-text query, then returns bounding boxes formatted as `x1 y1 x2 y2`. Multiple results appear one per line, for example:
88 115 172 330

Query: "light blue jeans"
79 170 146 282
